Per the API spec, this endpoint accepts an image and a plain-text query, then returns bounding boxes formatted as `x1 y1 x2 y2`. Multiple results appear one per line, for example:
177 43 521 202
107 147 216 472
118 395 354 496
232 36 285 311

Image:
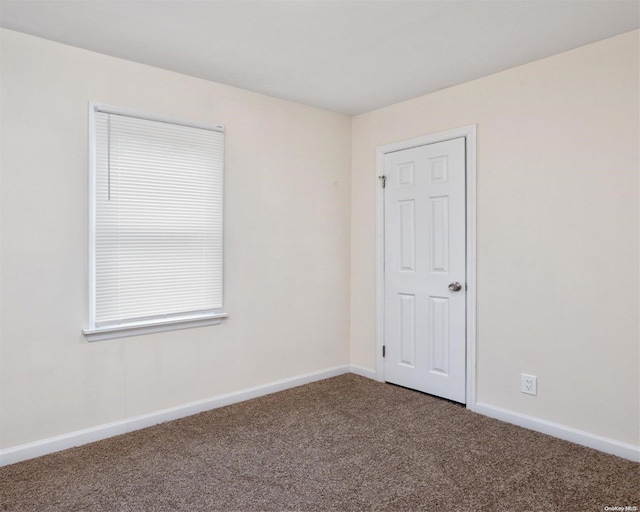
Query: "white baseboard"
348 364 379 381
0 364 351 467
475 402 640 463
4 368 636 466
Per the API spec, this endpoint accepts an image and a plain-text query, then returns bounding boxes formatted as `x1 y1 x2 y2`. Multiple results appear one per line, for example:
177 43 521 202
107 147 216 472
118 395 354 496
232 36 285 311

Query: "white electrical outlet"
521 374 537 395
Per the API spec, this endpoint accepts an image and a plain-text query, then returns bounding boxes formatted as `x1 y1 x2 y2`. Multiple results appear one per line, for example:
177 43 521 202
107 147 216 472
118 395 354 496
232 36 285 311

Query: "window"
84 104 226 341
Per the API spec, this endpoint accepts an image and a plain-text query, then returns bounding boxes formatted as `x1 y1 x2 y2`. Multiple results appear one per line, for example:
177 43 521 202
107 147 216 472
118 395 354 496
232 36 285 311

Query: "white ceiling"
1 1 638 115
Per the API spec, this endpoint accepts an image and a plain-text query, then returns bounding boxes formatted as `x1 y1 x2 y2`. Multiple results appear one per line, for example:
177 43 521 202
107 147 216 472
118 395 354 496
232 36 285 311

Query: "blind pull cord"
107 114 111 201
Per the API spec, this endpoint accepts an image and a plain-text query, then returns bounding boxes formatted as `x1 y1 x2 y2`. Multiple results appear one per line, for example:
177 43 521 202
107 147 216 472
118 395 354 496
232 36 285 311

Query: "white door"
383 137 466 403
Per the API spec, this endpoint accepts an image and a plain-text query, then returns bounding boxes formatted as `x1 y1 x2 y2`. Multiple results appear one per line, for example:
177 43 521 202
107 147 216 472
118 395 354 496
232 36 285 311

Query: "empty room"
0 1 638 510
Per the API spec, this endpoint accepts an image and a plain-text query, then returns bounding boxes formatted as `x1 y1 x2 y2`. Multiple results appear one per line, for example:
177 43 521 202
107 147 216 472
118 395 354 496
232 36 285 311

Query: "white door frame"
375 125 477 411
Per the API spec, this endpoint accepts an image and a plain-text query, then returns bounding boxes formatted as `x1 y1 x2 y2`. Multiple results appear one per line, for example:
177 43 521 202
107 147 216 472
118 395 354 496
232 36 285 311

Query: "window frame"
83 102 227 342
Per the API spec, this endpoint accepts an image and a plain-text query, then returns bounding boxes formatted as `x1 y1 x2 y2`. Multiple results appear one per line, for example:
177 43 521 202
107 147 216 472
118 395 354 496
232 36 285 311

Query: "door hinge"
382 345 386 358
378 175 386 188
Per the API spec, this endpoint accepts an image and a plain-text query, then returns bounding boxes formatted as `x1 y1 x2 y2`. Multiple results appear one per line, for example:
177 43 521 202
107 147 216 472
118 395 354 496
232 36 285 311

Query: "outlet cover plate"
521 374 537 395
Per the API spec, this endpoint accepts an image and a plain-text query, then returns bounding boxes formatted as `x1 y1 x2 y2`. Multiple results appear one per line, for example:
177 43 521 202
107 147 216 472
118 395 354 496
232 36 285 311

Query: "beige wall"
350 31 639 444
0 29 352 448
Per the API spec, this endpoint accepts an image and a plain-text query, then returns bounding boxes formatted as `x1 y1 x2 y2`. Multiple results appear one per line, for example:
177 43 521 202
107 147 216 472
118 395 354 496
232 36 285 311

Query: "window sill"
83 313 228 342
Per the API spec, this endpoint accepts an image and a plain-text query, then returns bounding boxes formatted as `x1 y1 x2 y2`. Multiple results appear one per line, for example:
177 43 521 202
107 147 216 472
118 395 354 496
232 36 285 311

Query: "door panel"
399 293 416 367
383 137 466 403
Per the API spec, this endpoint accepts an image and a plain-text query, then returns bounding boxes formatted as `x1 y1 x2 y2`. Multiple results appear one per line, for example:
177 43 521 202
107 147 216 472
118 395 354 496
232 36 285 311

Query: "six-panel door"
383 137 466 403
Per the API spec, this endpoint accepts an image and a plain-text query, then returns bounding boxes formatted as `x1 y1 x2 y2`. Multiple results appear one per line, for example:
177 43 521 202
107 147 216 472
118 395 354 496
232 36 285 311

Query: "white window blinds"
89 106 224 335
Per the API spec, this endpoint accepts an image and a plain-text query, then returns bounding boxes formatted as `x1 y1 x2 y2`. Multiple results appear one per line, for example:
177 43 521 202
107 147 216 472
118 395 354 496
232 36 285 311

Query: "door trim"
375 125 477 411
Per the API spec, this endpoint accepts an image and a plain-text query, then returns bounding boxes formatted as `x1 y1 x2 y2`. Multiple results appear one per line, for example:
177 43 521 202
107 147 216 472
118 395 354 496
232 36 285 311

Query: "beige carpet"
1 374 638 511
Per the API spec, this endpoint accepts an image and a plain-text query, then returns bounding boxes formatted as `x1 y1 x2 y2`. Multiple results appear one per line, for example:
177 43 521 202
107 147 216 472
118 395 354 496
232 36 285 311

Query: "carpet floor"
1 374 638 511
